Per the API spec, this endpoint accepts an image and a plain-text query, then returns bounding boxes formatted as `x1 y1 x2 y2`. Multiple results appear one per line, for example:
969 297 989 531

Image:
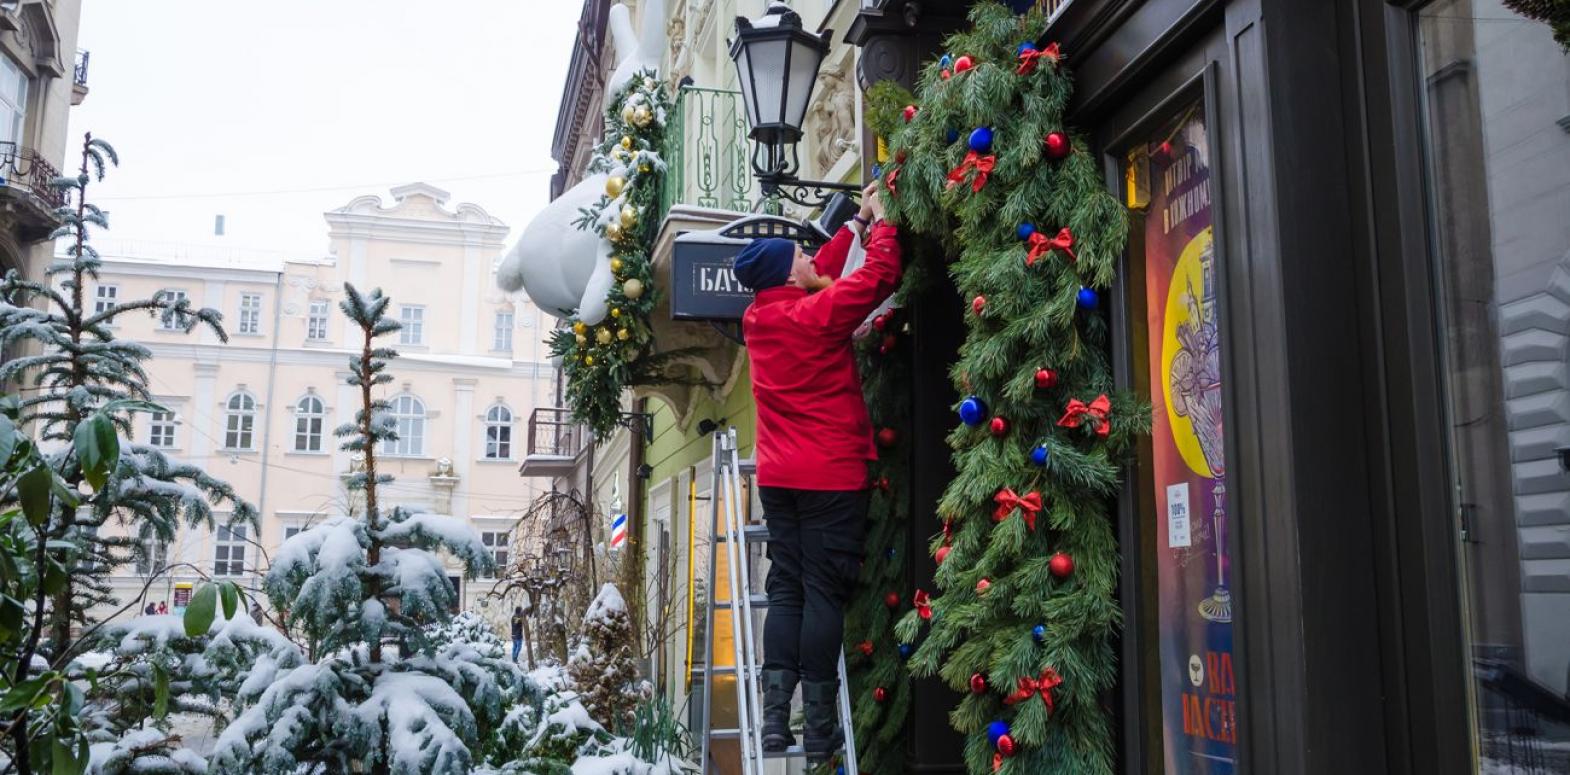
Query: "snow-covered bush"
569 584 650 731
86 729 207 775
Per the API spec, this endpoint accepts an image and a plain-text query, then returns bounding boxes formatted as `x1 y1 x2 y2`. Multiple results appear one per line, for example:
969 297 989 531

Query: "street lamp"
730 3 860 209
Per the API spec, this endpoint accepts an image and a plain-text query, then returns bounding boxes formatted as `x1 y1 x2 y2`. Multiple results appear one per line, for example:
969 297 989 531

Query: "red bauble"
858 640 874 656
1035 368 1059 389
902 105 918 122
1045 131 1071 159
880 333 898 353
874 687 888 703
873 314 888 331
969 673 988 694
954 55 975 73
877 427 899 448
997 734 1017 757
935 545 951 565
975 577 992 594
940 68 951 80
972 296 987 315
896 149 908 164
989 416 1009 437
884 592 900 609
1050 552 1075 578
876 476 891 492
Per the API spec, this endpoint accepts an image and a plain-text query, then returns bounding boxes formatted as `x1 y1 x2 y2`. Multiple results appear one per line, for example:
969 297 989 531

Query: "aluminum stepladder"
696 428 858 775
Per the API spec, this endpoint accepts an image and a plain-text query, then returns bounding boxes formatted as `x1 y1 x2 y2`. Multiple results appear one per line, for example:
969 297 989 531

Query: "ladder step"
714 593 769 611
738 457 756 475
716 523 770 543
708 730 836 759
692 664 750 678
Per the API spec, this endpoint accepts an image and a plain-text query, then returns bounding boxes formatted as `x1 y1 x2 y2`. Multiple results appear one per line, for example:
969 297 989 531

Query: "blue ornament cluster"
958 395 988 426
968 126 993 154
986 720 1011 746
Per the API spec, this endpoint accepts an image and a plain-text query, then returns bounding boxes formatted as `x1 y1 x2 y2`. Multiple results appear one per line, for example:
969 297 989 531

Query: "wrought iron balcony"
656 86 763 223
518 407 590 478
0 143 66 239
71 50 89 105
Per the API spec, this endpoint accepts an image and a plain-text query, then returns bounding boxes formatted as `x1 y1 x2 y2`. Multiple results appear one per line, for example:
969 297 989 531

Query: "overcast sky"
67 0 583 263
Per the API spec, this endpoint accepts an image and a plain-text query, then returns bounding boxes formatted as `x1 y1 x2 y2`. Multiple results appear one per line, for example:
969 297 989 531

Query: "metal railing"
73 50 89 89
1473 658 1570 773
525 407 587 459
0 142 65 210
658 86 761 221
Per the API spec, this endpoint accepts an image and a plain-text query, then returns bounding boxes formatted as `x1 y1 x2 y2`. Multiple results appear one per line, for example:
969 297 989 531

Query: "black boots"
801 679 843 765
760 668 798 752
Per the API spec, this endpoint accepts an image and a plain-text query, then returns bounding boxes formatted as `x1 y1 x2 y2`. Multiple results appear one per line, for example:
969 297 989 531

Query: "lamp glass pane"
735 46 760 128
747 37 787 127
784 37 823 132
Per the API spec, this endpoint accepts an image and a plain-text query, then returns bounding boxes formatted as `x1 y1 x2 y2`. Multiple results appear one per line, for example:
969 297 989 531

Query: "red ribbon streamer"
992 488 1043 531
1057 394 1111 438
1025 227 1077 266
885 167 899 196
1016 42 1062 75
993 753 1003 772
1003 667 1063 714
913 589 933 620
946 151 996 193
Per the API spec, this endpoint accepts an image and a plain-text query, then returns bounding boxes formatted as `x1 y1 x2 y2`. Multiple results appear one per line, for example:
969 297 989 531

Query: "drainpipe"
252 270 284 594
626 398 648 641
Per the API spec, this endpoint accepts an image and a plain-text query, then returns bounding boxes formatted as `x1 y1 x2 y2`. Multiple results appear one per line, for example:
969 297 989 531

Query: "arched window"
382 394 426 457
484 404 513 460
294 394 325 452
223 391 257 450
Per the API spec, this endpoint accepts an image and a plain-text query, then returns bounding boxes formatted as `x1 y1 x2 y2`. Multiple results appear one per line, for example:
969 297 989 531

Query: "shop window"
1417 3 1570 770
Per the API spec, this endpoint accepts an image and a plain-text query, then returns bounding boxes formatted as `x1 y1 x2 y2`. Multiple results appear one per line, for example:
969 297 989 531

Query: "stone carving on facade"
667 10 692 89
810 58 857 176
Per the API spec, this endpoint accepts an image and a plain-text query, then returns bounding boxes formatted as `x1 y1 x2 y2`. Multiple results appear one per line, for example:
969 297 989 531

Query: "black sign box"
670 236 754 321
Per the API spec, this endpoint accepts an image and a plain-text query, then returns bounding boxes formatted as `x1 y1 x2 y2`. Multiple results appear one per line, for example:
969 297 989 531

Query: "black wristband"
852 214 870 226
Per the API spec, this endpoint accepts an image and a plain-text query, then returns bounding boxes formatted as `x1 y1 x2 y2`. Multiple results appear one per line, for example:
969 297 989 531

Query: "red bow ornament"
1057 394 1112 438
946 151 996 193
1004 667 1064 714
1025 227 1077 266
1015 42 1062 75
992 488 1044 531
884 167 900 197
913 589 933 620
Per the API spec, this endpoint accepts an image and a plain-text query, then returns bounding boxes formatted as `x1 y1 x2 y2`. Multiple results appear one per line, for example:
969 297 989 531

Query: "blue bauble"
958 395 987 426
1017 223 1036 241
898 643 915 659
1077 286 1099 310
946 128 959 144
987 720 1011 746
968 127 994 154
871 163 883 179
1016 42 1037 57
1031 444 1050 466
939 54 953 70
1032 624 1047 643
836 767 846 775
885 547 897 560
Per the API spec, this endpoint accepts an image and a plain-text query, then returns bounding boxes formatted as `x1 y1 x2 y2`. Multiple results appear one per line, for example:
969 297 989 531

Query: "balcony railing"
0 143 65 211
658 86 762 222
519 407 589 477
73 49 89 89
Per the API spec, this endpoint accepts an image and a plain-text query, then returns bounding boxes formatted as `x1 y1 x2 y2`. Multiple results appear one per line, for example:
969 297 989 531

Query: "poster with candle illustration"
1140 100 1238 772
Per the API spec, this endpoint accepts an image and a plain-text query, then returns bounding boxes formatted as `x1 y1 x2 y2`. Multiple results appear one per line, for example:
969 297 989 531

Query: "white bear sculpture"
497 0 666 326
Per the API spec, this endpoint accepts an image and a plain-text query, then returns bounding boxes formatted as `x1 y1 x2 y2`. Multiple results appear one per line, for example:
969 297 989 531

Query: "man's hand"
856 182 878 223
792 255 833 291
865 182 886 222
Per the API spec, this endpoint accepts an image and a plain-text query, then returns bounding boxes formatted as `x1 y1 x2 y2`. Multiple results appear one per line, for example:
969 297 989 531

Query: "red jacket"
744 222 903 491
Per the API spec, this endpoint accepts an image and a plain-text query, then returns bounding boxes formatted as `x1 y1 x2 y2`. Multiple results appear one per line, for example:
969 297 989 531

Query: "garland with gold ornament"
548 70 677 439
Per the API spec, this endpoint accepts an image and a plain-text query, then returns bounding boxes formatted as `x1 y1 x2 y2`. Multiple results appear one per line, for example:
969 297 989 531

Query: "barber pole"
610 513 628 551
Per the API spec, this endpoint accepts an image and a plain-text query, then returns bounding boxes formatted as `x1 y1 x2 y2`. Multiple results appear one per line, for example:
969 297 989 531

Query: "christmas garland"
549 70 672 438
881 5 1147 774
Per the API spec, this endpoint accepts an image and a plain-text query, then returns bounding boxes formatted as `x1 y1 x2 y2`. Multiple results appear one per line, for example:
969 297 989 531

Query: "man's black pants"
760 486 868 683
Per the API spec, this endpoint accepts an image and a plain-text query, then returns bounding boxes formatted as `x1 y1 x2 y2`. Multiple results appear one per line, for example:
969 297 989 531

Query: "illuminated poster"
1140 101 1238 772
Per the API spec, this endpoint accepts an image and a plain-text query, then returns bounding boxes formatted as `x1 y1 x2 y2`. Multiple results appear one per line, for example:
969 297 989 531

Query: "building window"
493 310 514 351
94 284 118 314
399 305 424 345
484 404 513 460
294 394 324 452
307 300 330 341
381 394 425 457
284 525 304 541
481 530 509 573
223 391 256 450
0 55 28 146
148 411 177 449
156 289 188 331
238 293 263 335
133 537 166 576
213 526 246 577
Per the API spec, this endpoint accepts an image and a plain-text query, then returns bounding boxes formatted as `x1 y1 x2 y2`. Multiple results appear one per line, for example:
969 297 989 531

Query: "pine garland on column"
879 4 1148 773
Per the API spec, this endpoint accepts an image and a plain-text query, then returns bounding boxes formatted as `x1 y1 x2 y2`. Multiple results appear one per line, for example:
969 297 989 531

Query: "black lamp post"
730 3 860 209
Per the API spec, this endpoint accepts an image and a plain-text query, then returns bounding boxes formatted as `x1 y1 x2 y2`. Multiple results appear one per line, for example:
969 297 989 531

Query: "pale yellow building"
91 183 552 624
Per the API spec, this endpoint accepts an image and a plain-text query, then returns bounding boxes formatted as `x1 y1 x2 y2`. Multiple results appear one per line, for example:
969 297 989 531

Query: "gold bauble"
605 175 627 197
575 333 587 346
611 147 630 163
572 321 587 335
623 278 645 299
596 328 613 345
617 328 630 341
610 257 624 274
610 307 622 318
585 355 595 366
633 106 653 127
605 222 624 241
622 104 636 124
620 136 633 150
619 205 639 230
639 163 652 173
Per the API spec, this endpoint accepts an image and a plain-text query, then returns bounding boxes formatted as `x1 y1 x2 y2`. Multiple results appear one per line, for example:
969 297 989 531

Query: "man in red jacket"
732 182 900 763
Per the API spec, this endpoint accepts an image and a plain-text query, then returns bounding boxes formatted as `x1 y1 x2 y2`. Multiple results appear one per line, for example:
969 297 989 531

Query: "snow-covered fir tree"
210 285 512 774
568 584 648 731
